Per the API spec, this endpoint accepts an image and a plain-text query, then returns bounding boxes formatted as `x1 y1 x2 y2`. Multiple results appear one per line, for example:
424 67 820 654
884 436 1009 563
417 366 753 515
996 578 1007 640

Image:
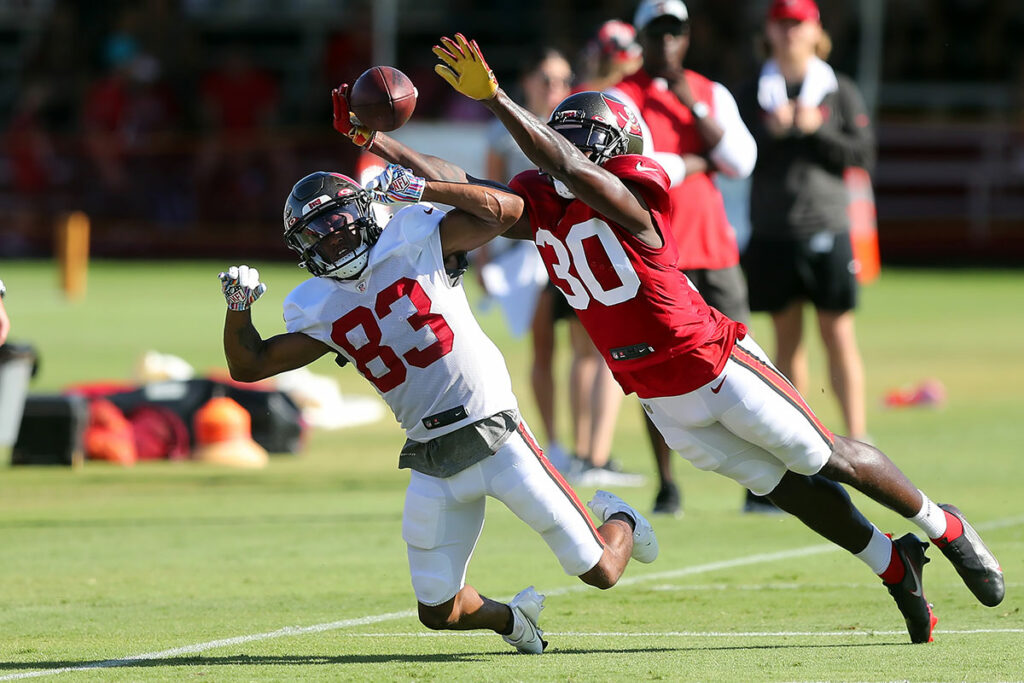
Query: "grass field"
1 260 1022 682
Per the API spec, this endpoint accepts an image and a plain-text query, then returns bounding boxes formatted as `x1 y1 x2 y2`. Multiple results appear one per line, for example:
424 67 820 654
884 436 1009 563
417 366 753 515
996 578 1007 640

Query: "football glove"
219 265 267 312
433 33 498 101
365 163 425 205
332 85 377 148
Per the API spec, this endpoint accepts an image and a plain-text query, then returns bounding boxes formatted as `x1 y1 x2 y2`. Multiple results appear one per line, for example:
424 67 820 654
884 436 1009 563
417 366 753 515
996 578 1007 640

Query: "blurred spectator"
195 45 292 221
7 83 56 198
198 47 278 133
131 0 202 121
82 19 182 224
322 23 374 121
612 0 760 515
5 83 60 256
574 20 643 93
736 0 875 441
480 47 567 457
18 0 89 133
480 46 636 487
0 280 8 346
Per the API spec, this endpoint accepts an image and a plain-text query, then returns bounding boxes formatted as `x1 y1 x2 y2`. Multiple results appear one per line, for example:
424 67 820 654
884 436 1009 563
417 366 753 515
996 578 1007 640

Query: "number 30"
536 218 641 309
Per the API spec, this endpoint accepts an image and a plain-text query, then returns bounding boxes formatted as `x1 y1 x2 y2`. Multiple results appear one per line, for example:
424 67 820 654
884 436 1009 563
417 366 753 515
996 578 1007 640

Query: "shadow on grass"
0 642 909 673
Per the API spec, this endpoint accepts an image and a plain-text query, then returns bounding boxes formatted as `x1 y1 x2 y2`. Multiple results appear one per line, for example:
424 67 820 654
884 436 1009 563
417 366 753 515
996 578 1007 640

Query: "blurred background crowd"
1 0 1023 262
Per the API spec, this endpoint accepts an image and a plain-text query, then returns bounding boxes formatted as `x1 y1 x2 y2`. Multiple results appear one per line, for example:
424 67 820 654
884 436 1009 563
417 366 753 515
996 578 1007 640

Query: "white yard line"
3 515 1021 681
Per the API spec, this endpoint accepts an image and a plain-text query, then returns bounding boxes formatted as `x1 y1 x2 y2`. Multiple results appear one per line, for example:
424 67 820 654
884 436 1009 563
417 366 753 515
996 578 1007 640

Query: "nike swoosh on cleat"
907 565 923 597
710 377 726 394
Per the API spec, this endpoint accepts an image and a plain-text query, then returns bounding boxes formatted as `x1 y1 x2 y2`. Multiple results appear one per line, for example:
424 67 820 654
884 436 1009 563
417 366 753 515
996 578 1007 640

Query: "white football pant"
639 335 834 496
403 422 605 606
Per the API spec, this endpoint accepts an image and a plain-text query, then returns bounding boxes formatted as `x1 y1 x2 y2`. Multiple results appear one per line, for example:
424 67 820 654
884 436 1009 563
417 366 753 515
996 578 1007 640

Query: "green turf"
0 261 1022 681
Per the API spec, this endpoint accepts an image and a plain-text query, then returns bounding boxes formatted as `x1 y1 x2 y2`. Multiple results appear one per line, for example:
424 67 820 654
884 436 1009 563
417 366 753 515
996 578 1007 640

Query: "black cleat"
652 482 682 516
936 503 1004 607
884 533 937 644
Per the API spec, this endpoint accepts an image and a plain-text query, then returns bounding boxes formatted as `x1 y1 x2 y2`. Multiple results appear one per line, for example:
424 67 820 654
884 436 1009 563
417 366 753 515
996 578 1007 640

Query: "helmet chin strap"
326 249 369 279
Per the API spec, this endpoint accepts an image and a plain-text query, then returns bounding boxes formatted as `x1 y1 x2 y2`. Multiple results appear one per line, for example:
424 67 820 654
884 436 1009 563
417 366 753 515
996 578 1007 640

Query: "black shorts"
683 265 750 325
742 232 858 313
546 282 577 322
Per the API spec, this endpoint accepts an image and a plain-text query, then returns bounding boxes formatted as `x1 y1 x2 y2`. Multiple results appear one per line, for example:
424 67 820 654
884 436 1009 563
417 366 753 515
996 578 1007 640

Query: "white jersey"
284 203 518 442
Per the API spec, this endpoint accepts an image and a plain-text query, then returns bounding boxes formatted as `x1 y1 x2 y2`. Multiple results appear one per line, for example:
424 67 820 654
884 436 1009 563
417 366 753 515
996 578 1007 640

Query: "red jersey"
615 69 738 270
509 155 746 398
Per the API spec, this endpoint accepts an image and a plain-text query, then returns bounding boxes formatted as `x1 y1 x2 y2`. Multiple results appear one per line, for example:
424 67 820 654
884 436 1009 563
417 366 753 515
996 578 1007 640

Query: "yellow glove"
433 33 498 101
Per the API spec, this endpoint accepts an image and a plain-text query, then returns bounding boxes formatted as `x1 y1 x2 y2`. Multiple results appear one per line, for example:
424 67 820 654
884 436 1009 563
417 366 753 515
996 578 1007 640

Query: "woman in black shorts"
737 0 875 441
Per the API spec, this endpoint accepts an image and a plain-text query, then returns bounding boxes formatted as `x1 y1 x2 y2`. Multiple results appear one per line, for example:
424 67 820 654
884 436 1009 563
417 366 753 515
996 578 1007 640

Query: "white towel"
757 56 838 111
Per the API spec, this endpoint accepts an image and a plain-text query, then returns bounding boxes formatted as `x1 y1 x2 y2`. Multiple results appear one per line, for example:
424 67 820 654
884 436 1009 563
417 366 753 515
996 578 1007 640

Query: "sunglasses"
538 73 573 89
643 21 689 39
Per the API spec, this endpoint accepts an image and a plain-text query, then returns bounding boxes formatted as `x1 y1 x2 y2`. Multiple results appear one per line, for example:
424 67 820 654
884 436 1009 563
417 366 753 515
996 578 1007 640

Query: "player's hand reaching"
365 163 426 205
219 265 267 312
332 85 377 148
433 34 498 101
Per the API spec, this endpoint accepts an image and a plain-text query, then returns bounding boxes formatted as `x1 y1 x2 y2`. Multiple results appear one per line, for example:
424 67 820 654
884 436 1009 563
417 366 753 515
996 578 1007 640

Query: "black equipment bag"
12 394 89 466
105 379 303 454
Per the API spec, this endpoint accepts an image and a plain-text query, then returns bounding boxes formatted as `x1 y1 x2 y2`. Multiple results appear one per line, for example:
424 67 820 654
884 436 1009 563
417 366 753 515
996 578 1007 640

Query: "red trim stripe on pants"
516 423 605 547
729 345 835 447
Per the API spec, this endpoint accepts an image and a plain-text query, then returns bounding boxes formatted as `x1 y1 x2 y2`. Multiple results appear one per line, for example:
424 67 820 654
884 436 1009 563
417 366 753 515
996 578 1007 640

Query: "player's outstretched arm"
433 34 658 244
428 178 526 256
332 87 469 183
219 265 329 382
365 164 526 256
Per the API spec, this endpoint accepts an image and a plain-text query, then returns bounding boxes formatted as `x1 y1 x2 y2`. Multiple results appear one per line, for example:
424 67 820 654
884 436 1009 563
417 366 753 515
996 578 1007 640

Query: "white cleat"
587 489 659 563
502 586 547 654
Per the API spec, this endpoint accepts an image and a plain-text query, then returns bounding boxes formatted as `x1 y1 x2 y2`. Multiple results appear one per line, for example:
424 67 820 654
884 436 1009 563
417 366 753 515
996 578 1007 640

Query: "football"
348 66 417 132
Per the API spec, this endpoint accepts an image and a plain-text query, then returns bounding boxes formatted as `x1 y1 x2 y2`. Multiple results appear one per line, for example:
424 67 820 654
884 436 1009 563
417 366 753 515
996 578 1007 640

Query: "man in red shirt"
610 0 763 515
431 32 1004 644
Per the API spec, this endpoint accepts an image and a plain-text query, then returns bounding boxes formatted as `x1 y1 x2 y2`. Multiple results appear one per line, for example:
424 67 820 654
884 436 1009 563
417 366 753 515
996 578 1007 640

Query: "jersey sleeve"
393 204 444 251
282 281 331 343
603 154 672 215
509 170 551 233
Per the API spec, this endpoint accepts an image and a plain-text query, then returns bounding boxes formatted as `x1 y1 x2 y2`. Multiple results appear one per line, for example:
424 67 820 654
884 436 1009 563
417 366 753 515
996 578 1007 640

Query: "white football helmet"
282 172 382 279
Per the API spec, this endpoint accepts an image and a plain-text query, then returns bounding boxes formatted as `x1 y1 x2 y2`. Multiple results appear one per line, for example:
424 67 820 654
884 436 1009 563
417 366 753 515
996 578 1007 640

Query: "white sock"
854 526 895 575
909 490 947 539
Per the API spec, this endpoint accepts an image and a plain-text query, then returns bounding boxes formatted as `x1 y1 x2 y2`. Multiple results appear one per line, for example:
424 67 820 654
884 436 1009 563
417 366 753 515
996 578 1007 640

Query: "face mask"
552 179 576 199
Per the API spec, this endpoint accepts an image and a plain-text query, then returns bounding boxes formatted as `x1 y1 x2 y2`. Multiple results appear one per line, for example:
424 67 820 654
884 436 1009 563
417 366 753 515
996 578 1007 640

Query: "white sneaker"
575 462 647 488
502 586 547 654
544 443 574 476
587 489 659 563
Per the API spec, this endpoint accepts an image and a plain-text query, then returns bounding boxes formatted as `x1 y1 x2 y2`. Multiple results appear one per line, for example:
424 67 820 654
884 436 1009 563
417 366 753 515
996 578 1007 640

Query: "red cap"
768 0 820 22
595 20 642 62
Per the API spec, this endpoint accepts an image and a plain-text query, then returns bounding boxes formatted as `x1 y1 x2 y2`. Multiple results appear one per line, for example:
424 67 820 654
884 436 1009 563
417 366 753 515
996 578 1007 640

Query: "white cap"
634 0 689 31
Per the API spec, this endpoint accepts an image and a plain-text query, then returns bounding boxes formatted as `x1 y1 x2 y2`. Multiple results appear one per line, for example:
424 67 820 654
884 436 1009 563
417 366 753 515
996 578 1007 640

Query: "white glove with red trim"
365 163 426 204
219 265 267 312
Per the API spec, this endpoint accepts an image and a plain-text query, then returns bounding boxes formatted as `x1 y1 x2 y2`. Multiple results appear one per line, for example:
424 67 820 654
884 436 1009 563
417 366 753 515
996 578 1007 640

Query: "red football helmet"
548 91 644 165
